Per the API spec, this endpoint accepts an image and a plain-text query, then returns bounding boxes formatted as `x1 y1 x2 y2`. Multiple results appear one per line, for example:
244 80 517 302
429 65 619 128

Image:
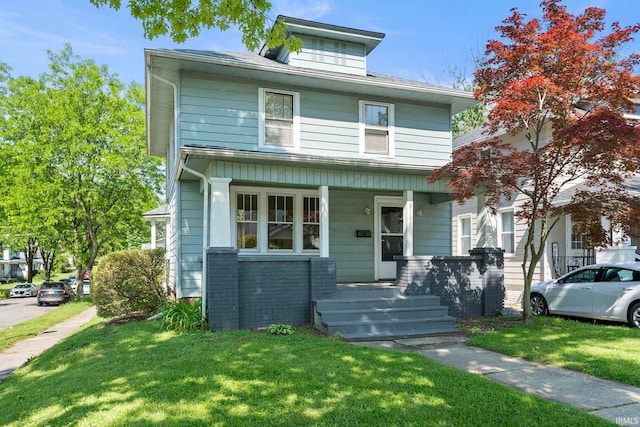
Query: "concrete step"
323 316 457 337
333 287 404 299
315 294 443 311
338 323 460 341
316 305 450 322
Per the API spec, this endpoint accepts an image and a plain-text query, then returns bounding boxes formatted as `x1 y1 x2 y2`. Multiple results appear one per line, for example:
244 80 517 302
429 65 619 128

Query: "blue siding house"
146 16 477 332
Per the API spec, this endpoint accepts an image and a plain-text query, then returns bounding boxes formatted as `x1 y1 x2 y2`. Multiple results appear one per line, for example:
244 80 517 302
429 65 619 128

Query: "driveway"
0 296 58 330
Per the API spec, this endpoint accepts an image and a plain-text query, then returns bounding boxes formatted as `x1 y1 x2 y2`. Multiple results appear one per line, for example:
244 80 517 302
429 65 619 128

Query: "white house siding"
288 35 367 76
451 195 547 292
179 181 204 298
179 75 453 168
451 200 478 255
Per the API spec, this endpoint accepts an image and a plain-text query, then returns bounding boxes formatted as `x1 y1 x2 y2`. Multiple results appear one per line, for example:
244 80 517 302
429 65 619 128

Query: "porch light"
415 209 423 217
364 207 371 215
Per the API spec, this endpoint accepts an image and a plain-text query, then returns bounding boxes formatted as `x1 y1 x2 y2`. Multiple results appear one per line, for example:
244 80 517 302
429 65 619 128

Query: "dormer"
259 16 384 76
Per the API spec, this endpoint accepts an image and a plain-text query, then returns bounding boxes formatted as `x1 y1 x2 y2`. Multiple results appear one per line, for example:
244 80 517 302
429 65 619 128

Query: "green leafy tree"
448 66 487 138
90 0 301 51
0 45 164 292
430 1 640 323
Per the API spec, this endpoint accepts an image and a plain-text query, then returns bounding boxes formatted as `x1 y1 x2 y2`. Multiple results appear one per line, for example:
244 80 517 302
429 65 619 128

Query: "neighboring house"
142 205 170 250
146 16 476 329
451 107 640 296
0 247 43 282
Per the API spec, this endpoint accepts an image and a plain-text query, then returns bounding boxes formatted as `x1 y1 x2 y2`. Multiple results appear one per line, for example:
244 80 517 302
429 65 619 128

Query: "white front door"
375 197 404 280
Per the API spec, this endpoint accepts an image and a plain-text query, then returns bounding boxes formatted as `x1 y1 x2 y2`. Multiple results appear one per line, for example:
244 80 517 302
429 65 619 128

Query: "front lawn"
461 316 640 387
0 321 610 426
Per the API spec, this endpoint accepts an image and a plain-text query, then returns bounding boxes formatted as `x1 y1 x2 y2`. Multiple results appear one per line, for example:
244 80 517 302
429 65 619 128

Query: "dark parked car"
37 282 71 306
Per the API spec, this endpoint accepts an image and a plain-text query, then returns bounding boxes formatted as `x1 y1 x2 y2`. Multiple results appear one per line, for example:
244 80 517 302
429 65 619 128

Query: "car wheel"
530 294 548 316
628 302 640 329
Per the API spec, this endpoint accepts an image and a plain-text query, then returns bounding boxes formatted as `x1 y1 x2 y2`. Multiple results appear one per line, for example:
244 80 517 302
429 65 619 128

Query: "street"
0 296 58 330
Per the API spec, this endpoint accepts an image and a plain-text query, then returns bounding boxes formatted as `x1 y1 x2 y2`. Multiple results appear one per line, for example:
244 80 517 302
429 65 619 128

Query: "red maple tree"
429 0 640 322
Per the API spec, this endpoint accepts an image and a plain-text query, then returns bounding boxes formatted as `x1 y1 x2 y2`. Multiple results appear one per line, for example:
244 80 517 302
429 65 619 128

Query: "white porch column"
150 219 157 249
403 190 414 256
320 185 329 257
476 192 497 248
209 178 233 247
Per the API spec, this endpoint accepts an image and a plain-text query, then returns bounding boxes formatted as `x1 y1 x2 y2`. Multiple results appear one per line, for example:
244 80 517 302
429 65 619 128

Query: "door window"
380 207 403 261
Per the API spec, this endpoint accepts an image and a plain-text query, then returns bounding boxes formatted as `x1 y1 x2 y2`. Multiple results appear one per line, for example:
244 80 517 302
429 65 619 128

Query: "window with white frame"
459 216 472 255
499 210 515 254
233 187 320 253
360 101 394 155
259 89 299 149
236 193 258 249
571 226 584 250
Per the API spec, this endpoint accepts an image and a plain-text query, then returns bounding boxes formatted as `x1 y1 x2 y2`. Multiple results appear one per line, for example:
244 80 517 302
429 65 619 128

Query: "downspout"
179 159 210 319
147 66 183 300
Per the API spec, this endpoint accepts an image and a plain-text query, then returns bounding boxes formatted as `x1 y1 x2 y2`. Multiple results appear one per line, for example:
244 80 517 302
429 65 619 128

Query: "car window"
562 268 599 283
41 282 63 289
600 268 639 282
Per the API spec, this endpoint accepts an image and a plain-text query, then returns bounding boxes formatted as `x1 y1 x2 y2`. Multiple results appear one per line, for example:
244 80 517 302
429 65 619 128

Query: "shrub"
158 298 207 333
92 248 166 317
267 324 295 335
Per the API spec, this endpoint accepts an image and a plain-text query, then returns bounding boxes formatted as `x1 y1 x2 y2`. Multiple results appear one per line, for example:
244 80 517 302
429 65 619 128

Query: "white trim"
258 87 300 151
358 100 395 158
231 186 320 255
457 214 472 255
403 190 414 257
320 186 329 257
374 195 404 280
209 178 233 247
497 208 515 256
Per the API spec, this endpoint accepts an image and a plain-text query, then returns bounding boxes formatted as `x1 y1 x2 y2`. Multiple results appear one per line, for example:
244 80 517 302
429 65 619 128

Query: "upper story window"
459 216 471 255
359 101 394 156
259 88 300 150
499 210 515 255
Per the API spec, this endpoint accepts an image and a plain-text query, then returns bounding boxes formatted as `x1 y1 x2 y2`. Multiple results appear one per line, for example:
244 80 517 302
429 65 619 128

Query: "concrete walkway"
353 336 640 425
0 306 97 383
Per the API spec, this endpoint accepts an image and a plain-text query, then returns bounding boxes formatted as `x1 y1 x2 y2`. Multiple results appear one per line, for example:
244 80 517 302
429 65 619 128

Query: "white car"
10 283 38 297
531 263 640 328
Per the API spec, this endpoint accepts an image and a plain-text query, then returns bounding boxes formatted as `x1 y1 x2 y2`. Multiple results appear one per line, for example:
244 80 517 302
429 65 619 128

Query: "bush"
267 324 295 335
157 298 207 333
92 248 166 317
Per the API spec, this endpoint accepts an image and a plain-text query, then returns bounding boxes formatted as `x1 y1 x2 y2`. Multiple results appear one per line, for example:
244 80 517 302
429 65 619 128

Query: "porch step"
313 288 458 341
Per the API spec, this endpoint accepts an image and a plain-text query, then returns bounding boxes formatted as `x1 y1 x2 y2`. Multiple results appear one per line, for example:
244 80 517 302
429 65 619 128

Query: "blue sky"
1 0 639 87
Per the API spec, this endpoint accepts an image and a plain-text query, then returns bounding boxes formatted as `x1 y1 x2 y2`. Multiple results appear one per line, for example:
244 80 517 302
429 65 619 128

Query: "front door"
375 198 404 280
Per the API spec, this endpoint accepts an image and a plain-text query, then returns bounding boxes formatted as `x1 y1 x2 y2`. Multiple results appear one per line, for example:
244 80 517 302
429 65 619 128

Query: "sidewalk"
354 336 640 425
0 306 97 383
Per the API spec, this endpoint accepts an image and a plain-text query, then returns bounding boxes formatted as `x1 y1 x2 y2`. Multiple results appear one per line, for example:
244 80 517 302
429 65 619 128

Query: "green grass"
0 321 611 426
0 301 93 352
462 316 640 387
